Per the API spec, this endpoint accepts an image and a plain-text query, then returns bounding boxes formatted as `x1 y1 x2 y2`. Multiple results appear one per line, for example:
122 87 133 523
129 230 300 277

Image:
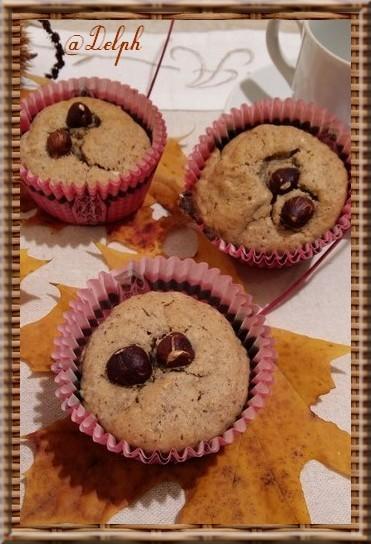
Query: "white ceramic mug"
266 20 351 125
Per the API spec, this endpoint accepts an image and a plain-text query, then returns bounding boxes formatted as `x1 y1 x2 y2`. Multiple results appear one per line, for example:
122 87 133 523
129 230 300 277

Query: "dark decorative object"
39 19 65 80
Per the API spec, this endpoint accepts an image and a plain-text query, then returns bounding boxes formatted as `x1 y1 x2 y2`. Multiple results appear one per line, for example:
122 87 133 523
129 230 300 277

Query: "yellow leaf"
106 208 189 257
20 249 48 282
143 192 156 207
272 328 349 406
148 138 186 212
106 205 164 256
105 210 245 288
95 243 142 270
20 285 77 372
176 330 350 524
195 233 244 288
21 419 163 525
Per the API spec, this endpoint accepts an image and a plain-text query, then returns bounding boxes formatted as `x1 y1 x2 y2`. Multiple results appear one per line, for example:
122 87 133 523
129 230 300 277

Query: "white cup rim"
304 20 351 66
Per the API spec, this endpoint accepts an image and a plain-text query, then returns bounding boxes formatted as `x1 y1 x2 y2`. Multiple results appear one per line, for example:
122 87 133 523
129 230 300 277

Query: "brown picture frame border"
2 1 369 541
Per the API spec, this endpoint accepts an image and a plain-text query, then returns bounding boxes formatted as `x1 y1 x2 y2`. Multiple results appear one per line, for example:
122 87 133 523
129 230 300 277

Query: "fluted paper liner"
20 77 167 224
52 257 276 464
182 98 351 268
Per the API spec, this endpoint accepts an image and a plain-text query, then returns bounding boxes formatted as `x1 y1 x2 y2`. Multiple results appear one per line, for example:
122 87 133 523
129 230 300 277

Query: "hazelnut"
268 167 300 195
92 113 101 127
46 128 72 158
280 196 315 230
106 345 152 386
156 332 195 368
66 101 93 128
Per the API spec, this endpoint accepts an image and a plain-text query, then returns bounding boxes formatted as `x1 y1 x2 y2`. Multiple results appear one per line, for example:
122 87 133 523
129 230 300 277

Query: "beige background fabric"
20 20 350 524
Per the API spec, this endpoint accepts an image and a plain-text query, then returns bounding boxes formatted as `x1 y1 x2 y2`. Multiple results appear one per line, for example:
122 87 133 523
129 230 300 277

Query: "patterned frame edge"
1 1 369 541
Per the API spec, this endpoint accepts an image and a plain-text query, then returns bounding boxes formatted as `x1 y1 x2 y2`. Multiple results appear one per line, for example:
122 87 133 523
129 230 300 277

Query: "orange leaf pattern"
21 330 350 525
21 285 77 372
20 249 48 282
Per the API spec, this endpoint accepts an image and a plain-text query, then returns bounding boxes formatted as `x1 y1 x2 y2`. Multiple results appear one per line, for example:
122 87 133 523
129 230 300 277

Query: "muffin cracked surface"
81 291 249 452
193 124 348 251
21 97 151 186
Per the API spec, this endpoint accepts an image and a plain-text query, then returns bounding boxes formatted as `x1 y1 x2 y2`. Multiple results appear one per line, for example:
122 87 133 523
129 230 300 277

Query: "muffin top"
20 97 151 186
81 291 249 452
192 124 349 251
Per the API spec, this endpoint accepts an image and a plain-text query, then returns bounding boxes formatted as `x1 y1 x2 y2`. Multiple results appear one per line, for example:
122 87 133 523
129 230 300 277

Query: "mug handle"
266 20 301 86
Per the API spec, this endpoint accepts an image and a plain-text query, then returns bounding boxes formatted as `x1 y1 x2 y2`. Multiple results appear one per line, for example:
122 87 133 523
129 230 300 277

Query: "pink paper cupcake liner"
181 98 351 268
20 77 167 225
52 256 276 464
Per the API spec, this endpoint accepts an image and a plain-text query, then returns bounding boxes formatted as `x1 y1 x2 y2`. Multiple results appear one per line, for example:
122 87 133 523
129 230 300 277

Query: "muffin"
181 99 351 267
20 78 166 225
186 124 348 252
81 291 250 452
21 96 151 186
53 256 275 463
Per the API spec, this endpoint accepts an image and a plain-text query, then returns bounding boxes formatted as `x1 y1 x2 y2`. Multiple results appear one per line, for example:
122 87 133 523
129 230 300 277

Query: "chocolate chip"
66 101 93 128
92 113 101 127
156 332 195 368
268 167 300 196
46 128 72 158
280 196 315 230
106 345 152 386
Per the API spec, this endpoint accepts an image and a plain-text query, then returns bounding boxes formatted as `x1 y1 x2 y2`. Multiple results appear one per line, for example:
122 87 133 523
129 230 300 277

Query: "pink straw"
258 237 344 316
147 20 175 99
